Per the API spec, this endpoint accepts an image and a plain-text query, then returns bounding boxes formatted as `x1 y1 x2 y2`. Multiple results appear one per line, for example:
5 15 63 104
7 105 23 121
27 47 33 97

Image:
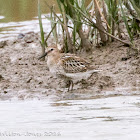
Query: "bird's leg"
70 80 74 91
66 80 74 92
66 80 71 92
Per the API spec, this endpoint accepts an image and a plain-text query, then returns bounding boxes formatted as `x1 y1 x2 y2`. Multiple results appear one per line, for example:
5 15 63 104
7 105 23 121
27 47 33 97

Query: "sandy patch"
0 32 140 100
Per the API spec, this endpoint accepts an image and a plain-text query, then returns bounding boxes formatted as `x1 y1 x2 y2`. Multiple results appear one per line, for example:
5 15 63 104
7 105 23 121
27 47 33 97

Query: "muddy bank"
0 32 140 100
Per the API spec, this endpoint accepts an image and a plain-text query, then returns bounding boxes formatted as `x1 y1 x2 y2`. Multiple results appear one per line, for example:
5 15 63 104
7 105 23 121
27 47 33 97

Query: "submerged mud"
0 32 140 100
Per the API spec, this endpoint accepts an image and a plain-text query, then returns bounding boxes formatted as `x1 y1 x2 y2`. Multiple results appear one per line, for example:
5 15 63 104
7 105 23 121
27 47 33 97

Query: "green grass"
38 0 139 52
38 0 47 60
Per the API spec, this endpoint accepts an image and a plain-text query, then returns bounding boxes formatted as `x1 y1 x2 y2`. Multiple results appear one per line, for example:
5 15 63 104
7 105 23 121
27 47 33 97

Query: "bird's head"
38 45 60 60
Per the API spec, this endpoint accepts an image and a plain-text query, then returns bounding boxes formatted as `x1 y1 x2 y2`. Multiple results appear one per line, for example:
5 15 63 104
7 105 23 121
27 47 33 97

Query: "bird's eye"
50 48 54 51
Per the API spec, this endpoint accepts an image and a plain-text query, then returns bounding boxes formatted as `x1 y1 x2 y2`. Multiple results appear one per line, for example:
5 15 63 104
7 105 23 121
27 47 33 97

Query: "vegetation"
38 0 47 60
38 0 140 53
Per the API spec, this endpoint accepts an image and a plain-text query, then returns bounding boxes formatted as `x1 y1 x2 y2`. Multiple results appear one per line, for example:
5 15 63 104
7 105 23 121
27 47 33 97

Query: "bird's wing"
60 54 90 73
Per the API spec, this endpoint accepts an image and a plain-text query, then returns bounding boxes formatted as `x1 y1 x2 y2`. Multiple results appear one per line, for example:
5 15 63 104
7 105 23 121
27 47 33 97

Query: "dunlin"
39 45 101 91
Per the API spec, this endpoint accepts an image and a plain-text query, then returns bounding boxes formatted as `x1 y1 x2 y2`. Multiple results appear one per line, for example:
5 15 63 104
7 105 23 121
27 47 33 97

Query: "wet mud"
0 32 140 100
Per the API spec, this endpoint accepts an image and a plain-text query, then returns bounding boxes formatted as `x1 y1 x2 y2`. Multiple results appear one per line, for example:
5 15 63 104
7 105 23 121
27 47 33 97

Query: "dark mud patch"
0 32 140 100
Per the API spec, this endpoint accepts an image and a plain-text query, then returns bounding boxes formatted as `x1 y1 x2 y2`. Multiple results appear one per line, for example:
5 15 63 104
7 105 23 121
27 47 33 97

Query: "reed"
38 0 47 60
40 0 139 52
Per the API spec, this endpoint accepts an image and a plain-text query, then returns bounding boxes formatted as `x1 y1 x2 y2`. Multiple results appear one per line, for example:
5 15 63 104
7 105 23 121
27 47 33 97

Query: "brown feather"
60 54 91 73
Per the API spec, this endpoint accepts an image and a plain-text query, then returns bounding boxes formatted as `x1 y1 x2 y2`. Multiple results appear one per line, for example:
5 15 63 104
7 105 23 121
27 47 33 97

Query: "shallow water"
0 17 52 41
0 0 57 40
0 0 58 22
0 95 140 140
0 0 92 41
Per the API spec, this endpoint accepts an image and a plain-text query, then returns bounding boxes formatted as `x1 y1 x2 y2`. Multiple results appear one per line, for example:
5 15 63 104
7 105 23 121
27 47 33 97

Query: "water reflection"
0 0 92 23
0 96 140 139
0 0 92 40
0 0 58 22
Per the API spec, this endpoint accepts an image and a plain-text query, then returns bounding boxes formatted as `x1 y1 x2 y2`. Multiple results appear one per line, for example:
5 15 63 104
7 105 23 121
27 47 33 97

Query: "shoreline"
0 32 140 100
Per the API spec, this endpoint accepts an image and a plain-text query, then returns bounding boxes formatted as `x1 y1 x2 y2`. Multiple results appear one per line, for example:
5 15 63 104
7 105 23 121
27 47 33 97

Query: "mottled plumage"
61 54 91 73
38 45 100 91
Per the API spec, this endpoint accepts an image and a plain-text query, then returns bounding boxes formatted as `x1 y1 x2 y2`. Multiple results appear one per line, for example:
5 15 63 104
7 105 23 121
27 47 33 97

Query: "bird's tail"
87 69 102 79
89 69 102 73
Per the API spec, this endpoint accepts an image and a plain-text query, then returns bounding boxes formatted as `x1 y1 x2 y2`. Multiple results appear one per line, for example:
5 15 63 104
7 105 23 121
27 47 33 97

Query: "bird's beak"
38 52 47 60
